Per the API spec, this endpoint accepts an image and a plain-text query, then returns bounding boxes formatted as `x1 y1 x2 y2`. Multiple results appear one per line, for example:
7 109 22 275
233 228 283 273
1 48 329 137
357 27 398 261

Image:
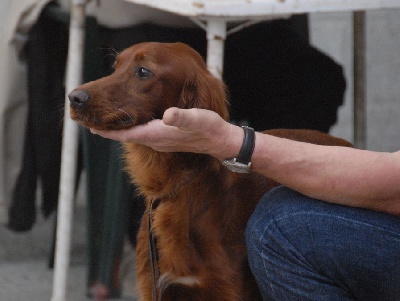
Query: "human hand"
91 107 243 160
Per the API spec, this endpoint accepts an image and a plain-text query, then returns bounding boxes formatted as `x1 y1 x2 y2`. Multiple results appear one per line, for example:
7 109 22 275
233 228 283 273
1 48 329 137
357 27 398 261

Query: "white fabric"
60 0 196 28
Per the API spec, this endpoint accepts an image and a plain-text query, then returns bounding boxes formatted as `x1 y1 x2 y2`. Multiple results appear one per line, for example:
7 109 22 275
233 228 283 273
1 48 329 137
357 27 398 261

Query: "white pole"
51 1 86 301
206 19 227 79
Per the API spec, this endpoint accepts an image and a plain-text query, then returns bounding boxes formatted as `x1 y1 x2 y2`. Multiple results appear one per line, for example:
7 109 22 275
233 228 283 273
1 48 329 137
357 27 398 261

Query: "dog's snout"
68 90 90 108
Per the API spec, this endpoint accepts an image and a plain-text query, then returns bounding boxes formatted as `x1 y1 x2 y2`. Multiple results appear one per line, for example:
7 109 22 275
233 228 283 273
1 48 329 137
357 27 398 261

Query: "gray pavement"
0 207 137 301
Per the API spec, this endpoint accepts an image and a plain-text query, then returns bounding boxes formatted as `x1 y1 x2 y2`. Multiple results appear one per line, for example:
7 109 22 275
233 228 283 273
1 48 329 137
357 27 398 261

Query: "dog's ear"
179 68 230 121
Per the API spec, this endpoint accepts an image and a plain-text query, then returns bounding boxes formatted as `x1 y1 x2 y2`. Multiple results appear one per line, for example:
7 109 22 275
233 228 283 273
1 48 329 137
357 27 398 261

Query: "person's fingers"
91 129 129 142
90 119 167 143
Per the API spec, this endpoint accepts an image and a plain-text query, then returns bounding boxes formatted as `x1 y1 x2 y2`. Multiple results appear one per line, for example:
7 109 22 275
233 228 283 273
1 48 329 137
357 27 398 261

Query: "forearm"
210 123 400 214
250 132 400 215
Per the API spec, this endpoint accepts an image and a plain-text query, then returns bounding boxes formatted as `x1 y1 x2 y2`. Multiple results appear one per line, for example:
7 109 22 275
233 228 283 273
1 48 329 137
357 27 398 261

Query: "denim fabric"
246 186 400 301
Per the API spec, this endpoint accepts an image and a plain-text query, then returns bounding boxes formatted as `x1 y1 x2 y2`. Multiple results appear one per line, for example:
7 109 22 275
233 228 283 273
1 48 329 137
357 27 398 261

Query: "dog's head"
69 42 229 130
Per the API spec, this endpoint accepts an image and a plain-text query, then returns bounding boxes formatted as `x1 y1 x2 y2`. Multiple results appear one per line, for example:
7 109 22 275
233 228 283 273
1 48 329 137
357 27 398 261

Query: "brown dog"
69 42 352 301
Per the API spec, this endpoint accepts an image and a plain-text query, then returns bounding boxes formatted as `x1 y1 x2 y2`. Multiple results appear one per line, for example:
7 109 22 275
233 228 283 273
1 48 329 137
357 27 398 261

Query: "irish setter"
69 42 352 301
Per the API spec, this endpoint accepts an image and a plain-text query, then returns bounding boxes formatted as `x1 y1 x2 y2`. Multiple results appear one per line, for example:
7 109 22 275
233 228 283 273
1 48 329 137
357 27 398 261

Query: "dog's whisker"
104 106 121 121
116 108 134 123
101 106 134 125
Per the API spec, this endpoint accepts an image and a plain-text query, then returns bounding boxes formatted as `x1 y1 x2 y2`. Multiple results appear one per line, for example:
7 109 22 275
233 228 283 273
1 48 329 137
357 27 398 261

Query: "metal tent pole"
206 19 227 79
51 1 86 300
353 11 366 149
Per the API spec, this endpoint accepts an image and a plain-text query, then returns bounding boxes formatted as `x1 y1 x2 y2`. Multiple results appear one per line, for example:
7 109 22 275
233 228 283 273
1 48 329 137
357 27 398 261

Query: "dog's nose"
68 90 90 108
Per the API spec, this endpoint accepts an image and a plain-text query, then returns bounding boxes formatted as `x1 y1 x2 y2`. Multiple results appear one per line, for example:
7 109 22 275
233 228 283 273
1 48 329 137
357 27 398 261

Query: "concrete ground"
0 203 137 301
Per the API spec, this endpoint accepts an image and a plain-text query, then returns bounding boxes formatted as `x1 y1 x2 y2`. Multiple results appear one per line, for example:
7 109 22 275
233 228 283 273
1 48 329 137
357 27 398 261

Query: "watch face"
222 159 251 173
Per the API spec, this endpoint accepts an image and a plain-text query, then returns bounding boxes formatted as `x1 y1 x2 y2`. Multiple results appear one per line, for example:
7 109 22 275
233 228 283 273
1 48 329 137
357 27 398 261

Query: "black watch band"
222 126 255 173
236 126 255 164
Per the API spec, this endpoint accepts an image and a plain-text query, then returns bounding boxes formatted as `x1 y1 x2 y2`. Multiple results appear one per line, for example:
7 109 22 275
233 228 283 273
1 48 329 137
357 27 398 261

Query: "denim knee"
245 186 400 301
246 185 311 245
245 186 328 300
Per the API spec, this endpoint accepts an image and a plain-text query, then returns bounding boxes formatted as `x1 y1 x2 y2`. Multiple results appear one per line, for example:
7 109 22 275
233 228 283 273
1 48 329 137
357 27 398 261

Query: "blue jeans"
246 186 400 300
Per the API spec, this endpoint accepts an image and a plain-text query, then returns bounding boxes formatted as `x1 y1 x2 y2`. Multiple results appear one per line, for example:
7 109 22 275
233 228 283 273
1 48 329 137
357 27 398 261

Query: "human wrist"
221 126 255 173
211 123 244 162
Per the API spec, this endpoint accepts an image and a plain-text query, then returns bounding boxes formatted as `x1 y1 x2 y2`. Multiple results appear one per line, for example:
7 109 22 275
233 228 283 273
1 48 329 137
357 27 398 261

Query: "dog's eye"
135 67 153 79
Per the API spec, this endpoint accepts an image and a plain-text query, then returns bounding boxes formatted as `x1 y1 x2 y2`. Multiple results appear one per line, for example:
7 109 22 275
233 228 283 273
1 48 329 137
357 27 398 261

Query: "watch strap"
236 126 255 165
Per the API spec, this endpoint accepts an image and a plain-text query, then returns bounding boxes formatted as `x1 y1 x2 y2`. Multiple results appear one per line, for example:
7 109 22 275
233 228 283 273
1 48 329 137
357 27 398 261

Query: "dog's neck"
123 143 218 200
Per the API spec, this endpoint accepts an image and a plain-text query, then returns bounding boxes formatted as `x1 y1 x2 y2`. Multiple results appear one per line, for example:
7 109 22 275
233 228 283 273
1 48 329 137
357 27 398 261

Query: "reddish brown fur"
69 42 353 301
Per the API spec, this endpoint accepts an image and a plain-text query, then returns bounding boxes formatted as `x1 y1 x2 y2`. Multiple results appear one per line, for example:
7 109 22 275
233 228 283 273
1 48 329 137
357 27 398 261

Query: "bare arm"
251 133 400 214
92 107 400 215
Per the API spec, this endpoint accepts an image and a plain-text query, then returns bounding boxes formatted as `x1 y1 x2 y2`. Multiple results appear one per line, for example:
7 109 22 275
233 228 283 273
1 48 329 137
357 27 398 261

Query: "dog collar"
222 126 255 173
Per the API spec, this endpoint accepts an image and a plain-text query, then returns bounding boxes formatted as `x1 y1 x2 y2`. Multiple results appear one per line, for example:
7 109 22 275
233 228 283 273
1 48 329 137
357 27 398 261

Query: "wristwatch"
222 126 255 173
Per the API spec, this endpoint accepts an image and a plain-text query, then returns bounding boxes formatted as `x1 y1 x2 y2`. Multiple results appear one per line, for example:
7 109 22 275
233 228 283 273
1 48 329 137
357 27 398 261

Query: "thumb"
163 107 196 129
